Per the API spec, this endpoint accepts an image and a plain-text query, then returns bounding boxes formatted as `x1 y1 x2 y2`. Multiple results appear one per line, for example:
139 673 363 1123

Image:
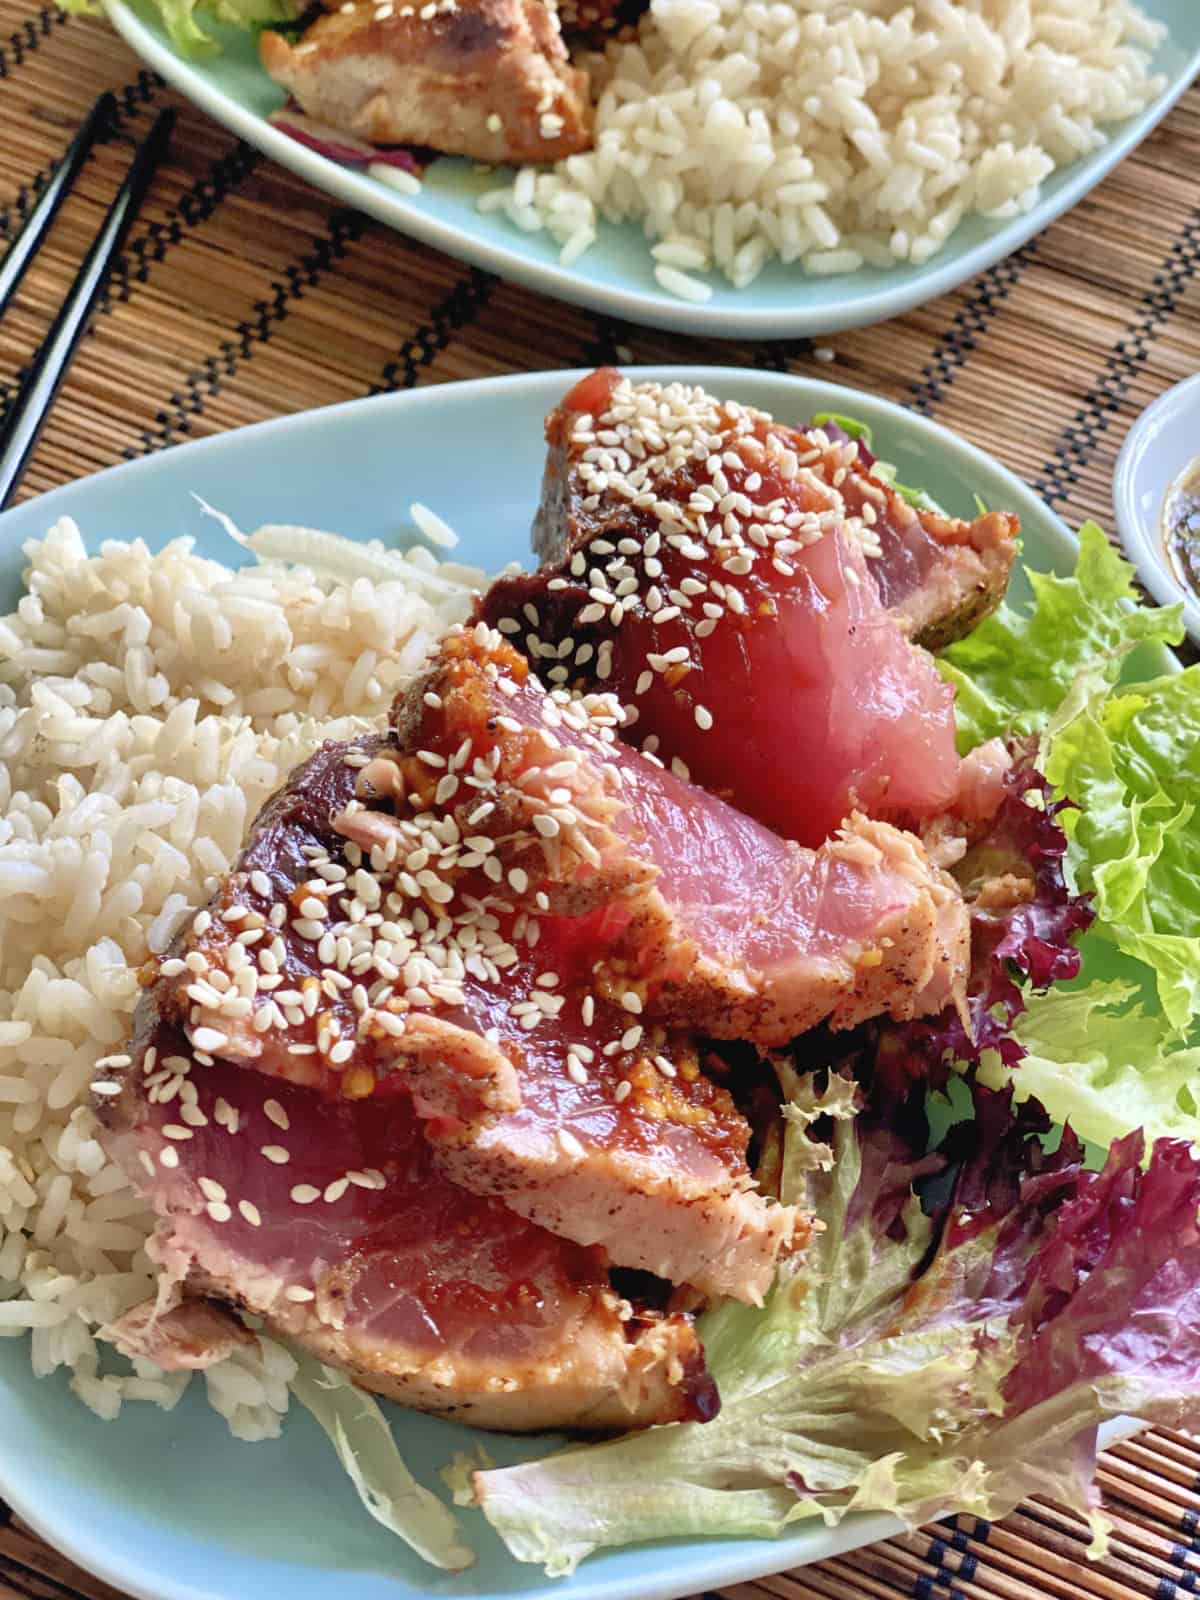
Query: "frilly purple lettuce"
871 752 1094 1094
471 1076 1200 1573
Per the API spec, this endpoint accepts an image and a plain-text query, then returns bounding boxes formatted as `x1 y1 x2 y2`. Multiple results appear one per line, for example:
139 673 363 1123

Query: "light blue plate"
103 0 1200 339
0 370 1164 1600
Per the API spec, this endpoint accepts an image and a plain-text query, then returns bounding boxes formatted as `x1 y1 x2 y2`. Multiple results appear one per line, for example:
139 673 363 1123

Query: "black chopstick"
0 106 176 511
0 91 118 320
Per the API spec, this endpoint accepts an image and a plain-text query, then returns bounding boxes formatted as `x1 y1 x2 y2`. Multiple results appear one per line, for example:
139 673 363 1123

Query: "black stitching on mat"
752 341 818 372
582 315 627 368
0 70 163 244
914 1573 961 1599
0 120 253 433
908 241 1036 416
100 139 260 309
370 266 496 393
0 3 68 81
136 208 369 453
1033 207 1200 509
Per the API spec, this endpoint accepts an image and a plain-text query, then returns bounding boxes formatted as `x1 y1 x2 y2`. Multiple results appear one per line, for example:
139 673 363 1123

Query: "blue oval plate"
0 370 1154 1600
102 0 1200 340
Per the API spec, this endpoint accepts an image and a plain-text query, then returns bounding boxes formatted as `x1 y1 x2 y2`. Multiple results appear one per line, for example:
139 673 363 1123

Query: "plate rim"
0 367 1175 1600
102 0 1200 340
0 363 1126 547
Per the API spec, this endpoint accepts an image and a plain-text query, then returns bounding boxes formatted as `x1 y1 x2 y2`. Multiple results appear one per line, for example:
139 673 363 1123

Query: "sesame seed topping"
290 1185 321 1205
261 1145 290 1165
558 1128 586 1161
191 1026 228 1053
264 1099 289 1131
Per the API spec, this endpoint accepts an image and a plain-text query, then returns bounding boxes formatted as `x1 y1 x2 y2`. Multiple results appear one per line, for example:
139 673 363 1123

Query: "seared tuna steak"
148 726 800 1304
480 370 1014 847
97 1017 717 1433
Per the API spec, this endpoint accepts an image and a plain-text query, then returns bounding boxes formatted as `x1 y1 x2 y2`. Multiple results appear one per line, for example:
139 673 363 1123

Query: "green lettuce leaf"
939 522 1197 1033
288 1352 475 1572
939 521 1183 751
979 981 1200 1152
71 0 294 54
1041 663 1200 1031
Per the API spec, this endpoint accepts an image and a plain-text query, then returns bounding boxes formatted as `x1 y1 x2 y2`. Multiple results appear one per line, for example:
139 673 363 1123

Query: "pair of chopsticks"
0 93 176 510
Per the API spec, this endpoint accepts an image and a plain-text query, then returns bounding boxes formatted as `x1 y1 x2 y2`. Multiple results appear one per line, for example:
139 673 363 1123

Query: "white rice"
488 0 1166 294
0 516 479 1438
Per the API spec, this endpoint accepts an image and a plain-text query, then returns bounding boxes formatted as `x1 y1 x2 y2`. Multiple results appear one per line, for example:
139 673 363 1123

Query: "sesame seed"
261 1145 290 1165
324 1178 350 1203
198 1177 226 1203
694 704 714 731
264 1099 289 1131
620 991 642 1014
239 1200 262 1227
291 1185 321 1205
162 1125 193 1142
285 1285 316 1302
621 1025 644 1051
159 1147 180 1169
558 1128 586 1161
191 1027 228 1053
206 1201 232 1223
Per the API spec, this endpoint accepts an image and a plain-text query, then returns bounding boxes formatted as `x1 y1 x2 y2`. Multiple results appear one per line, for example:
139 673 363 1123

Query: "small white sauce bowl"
1113 371 1200 645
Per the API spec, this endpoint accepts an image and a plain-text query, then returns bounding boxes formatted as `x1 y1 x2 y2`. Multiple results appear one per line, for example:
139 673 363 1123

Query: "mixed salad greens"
289 446 1200 1576
61 0 294 55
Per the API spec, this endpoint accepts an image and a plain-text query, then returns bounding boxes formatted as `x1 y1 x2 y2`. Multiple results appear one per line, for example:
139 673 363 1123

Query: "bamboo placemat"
1 3 1199 1597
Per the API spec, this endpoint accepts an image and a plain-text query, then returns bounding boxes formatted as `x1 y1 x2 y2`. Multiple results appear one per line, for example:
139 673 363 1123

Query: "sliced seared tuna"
479 369 1014 847
763 418 1017 651
348 626 970 1046
96 1016 717 1432
150 727 800 1304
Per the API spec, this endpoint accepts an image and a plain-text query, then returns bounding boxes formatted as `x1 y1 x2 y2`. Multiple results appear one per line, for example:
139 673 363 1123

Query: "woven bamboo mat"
2 2 1200 1597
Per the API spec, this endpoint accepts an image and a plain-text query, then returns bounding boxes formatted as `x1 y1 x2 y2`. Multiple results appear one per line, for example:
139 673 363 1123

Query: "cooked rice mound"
0 518 479 1436
483 0 1166 295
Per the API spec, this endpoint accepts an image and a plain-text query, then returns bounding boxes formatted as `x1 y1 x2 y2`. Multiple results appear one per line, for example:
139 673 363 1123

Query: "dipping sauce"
1164 456 1200 598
